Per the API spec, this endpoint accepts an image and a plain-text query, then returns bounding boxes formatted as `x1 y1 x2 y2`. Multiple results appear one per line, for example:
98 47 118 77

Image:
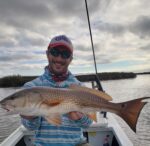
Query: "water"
101 74 150 146
0 88 21 143
0 75 150 145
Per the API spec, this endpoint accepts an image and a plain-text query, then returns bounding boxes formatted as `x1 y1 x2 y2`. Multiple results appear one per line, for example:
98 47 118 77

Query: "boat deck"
0 112 133 146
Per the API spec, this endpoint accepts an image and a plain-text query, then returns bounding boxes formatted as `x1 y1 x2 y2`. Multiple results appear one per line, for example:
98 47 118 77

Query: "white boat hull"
0 113 133 146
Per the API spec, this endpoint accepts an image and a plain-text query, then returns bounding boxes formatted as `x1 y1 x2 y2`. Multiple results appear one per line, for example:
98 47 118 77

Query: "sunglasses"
49 47 72 59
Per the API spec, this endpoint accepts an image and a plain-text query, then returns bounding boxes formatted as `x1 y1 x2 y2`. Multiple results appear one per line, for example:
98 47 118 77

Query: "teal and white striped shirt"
21 67 92 146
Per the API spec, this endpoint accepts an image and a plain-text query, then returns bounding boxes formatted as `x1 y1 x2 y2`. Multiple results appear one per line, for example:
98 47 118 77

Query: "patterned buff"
51 72 69 82
46 66 69 82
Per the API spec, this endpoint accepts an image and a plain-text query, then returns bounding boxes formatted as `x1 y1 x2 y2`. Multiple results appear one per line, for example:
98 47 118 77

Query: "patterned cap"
48 35 73 53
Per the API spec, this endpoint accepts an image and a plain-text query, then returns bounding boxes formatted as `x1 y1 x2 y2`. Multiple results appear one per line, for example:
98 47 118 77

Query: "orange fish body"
0 86 149 132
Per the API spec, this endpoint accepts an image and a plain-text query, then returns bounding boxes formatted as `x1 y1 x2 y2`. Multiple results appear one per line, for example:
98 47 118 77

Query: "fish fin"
43 99 63 106
87 112 97 122
45 115 62 125
117 97 150 132
69 84 112 101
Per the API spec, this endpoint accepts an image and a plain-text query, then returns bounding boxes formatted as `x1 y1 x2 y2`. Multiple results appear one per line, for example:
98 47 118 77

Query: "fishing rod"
84 0 107 122
84 0 103 91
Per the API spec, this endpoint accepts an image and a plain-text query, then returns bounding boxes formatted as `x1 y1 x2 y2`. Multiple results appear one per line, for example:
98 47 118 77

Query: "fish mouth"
3 107 10 112
0 103 15 112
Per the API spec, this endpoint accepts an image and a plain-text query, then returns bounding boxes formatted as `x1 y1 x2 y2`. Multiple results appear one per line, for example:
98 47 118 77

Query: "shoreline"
0 72 139 88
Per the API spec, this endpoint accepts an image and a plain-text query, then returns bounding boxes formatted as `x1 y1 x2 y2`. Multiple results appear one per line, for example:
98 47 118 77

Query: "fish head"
0 90 27 113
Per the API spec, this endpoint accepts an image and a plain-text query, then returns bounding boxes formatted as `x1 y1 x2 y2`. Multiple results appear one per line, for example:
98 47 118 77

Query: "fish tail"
116 97 149 132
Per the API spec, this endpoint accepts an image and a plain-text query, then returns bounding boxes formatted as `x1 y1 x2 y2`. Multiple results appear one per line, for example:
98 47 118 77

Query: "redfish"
0 85 149 132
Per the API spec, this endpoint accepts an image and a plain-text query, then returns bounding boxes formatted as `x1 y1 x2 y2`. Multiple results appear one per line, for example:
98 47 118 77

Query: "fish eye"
11 96 15 100
10 94 18 100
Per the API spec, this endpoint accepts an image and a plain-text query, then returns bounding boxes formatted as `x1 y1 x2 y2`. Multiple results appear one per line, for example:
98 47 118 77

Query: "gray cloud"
93 15 150 39
0 52 35 62
129 16 150 38
0 38 16 48
75 44 92 52
94 20 126 36
139 44 150 52
0 0 52 23
0 0 100 30
51 0 101 17
0 32 46 48
0 0 150 76
17 32 46 47
0 0 101 50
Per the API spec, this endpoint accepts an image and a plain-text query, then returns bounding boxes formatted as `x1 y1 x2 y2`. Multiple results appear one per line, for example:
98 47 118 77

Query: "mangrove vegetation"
0 72 137 87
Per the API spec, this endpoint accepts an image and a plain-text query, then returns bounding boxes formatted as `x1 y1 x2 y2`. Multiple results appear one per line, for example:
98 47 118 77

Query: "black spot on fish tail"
116 97 150 132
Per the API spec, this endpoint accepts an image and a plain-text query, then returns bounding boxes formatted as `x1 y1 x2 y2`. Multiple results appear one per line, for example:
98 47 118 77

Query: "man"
21 35 93 146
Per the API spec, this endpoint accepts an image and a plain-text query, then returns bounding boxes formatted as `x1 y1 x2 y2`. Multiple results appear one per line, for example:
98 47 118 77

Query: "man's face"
47 46 72 75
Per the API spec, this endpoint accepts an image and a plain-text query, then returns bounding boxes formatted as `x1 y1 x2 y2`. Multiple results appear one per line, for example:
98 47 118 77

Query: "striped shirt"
21 67 92 146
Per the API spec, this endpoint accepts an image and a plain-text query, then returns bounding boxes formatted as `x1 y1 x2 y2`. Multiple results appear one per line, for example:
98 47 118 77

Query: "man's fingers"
68 112 84 120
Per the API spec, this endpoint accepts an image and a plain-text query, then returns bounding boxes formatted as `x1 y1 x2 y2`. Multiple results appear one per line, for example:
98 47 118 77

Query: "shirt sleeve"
23 77 41 87
21 117 41 131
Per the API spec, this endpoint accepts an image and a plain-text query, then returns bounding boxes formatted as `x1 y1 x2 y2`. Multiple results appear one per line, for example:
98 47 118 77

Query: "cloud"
94 20 126 36
0 0 52 26
0 51 37 62
0 0 150 77
139 44 150 52
129 16 150 38
93 15 150 38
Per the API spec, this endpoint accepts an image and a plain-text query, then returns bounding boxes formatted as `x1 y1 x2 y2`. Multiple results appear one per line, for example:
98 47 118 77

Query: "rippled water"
0 75 150 145
101 74 150 146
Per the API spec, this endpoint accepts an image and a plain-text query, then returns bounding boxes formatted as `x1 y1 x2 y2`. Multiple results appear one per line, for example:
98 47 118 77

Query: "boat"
0 109 133 146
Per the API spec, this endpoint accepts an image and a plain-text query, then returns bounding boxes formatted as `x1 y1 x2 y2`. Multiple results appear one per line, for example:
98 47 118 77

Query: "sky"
0 0 150 77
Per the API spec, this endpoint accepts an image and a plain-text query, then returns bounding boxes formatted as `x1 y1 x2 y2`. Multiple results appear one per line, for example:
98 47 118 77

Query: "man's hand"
68 111 84 120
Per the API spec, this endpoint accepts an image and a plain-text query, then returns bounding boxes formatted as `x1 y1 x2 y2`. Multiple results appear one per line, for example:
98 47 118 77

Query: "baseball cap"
48 35 73 53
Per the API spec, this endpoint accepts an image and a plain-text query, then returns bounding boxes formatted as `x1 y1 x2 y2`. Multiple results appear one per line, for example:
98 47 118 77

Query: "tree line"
0 72 137 88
